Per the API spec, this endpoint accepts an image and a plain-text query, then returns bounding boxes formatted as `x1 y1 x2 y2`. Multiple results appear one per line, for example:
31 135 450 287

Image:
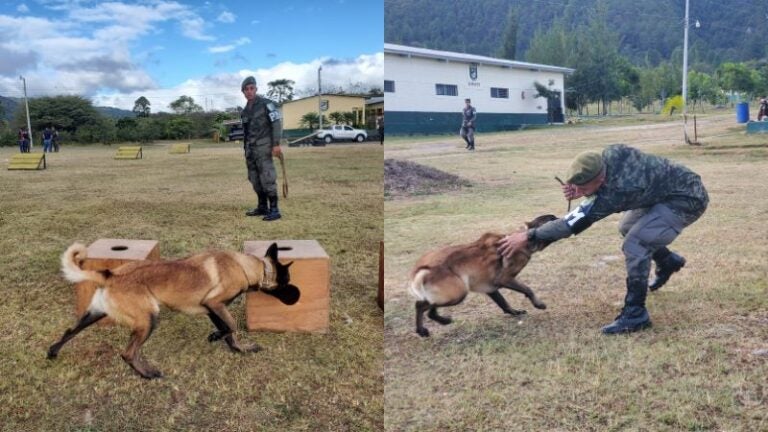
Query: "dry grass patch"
384 114 768 431
0 140 383 431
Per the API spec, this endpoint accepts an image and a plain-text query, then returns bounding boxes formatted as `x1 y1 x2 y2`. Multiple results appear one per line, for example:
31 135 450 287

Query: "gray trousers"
460 126 474 145
618 203 704 281
245 139 277 196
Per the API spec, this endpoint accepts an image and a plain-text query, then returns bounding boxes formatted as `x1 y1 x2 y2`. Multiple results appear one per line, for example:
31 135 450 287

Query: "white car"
316 124 368 144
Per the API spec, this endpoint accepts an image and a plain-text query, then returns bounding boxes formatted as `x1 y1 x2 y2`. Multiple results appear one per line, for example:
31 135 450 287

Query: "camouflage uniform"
241 87 282 219
460 103 476 150
529 144 708 333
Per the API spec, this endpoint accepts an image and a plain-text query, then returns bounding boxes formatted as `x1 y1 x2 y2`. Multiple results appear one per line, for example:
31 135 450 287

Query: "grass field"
0 140 383 431
384 114 768 431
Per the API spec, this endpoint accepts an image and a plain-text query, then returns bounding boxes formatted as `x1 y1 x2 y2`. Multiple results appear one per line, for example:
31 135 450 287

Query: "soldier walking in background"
377 115 384 145
240 76 284 221
498 144 708 334
460 98 476 151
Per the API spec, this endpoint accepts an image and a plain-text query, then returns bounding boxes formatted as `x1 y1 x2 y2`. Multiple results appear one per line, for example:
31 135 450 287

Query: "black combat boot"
601 277 652 335
263 195 281 221
245 193 268 216
649 247 686 291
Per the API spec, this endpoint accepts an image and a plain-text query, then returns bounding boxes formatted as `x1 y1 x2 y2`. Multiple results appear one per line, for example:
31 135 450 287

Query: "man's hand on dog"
498 231 528 259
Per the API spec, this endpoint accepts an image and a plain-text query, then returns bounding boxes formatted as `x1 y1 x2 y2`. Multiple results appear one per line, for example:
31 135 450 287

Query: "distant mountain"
385 0 768 70
1 95 133 121
95 106 135 119
0 96 19 121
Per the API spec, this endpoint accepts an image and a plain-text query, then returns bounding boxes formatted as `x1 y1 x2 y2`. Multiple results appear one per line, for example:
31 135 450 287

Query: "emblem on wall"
469 63 478 81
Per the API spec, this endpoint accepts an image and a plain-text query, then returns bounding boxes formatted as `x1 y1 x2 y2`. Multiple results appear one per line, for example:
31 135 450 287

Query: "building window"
435 84 458 96
491 87 509 99
384 80 395 93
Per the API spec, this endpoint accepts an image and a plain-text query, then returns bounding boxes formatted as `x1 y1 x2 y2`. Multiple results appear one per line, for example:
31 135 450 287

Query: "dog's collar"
261 258 277 289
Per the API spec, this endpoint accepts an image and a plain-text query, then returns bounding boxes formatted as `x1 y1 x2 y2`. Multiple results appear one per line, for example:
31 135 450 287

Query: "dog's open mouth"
265 284 301 305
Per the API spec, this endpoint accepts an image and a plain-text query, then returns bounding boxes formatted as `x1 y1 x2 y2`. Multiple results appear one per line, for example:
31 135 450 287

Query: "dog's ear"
265 284 300 305
265 243 278 261
285 261 293 269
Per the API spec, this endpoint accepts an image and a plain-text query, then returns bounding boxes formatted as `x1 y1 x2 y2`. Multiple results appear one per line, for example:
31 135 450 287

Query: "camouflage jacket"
533 144 708 241
462 105 477 127
241 96 282 147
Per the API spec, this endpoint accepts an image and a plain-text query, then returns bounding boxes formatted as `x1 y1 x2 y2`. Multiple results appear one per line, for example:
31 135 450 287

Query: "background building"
384 43 574 134
281 94 366 134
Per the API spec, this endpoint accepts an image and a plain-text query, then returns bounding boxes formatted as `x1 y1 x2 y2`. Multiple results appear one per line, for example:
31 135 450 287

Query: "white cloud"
91 52 384 112
217 11 235 23
208 37 251 53
0 2 217 97
17 4 30 13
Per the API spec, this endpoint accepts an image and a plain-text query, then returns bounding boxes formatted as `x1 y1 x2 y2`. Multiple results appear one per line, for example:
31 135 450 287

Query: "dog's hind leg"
428 306 453 325
503 280 547 310
47 311 107 359
121 313 163 379
204 302 261 353
415 300 431 337
487 290 526 316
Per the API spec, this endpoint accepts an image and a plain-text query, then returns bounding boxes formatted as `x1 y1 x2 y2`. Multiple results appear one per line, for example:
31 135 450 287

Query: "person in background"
460 98 476 151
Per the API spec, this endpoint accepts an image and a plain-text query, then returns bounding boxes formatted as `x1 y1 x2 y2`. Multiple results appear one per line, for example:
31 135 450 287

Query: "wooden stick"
554 176 571 212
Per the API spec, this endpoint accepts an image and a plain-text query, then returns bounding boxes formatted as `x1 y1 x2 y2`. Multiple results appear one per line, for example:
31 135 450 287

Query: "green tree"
299 112 327 129
342 112 357 127
328 111 345 125
165 116 194 139
12 95 102 137
168 96 203 115
717 62 756 100
266 79 296 104
497 6 518 60
133 96 151 117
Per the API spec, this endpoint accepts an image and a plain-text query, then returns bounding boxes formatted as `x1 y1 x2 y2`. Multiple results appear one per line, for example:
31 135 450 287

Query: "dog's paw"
417 327 430 337
506 309 527 316
140 369 164 380
245 344 263 353
534 302 547 310
207 331 225 342
46 348 58 360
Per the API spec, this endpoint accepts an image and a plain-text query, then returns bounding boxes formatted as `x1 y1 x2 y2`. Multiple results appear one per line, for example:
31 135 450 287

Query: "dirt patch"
385 158 472 199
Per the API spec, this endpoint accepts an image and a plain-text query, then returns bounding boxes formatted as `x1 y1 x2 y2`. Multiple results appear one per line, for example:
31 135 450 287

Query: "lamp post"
681 0 700 144
317 66 323 131
19 75 33 149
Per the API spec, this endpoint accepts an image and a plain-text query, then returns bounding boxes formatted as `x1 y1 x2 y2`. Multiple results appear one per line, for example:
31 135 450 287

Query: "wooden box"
75 239 160 319
244 240 330 333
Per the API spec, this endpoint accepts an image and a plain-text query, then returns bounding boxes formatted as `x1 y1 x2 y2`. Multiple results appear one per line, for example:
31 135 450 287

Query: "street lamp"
317 66 323 131
19 75 33 149
681 0 700 144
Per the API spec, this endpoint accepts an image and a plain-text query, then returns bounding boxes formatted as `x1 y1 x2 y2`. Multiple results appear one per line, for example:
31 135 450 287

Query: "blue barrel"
736 102 749 123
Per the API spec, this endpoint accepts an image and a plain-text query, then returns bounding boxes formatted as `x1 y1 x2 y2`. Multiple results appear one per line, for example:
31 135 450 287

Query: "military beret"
565 151 604 185
241 76 256 90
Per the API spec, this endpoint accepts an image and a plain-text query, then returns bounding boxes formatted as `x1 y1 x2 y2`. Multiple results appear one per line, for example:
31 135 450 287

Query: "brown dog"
408 215 557 337
47 242 300 379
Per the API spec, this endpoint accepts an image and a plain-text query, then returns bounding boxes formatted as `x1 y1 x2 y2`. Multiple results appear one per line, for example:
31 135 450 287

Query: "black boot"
245 193 268 216
601 277 652 335
649 247 686 291
263 195 281 221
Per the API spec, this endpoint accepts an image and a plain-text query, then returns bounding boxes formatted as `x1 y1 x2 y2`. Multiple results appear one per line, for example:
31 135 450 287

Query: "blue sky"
0 0 383 111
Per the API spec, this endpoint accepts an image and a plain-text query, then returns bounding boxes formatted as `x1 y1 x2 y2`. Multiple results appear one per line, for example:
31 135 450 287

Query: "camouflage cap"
565 151 604 185
241 76 256 91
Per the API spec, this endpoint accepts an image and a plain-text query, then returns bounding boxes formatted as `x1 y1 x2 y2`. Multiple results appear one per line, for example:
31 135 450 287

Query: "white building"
384 43 574 134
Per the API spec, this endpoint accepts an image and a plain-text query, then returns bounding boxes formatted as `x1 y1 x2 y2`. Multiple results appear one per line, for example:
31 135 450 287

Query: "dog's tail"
408 268 430 302
61 243 108 285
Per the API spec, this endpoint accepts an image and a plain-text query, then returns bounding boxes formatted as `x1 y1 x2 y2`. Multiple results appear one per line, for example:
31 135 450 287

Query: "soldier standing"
240 76 283 221
460 98 476 151
498 144 708 334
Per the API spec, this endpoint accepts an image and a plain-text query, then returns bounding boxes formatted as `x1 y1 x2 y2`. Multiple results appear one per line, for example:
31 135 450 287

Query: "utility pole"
681 0 690 143
19 75 33 149
318 66 323 131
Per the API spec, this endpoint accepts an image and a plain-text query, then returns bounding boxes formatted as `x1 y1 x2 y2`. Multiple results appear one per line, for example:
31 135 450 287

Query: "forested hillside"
385 0 768 71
